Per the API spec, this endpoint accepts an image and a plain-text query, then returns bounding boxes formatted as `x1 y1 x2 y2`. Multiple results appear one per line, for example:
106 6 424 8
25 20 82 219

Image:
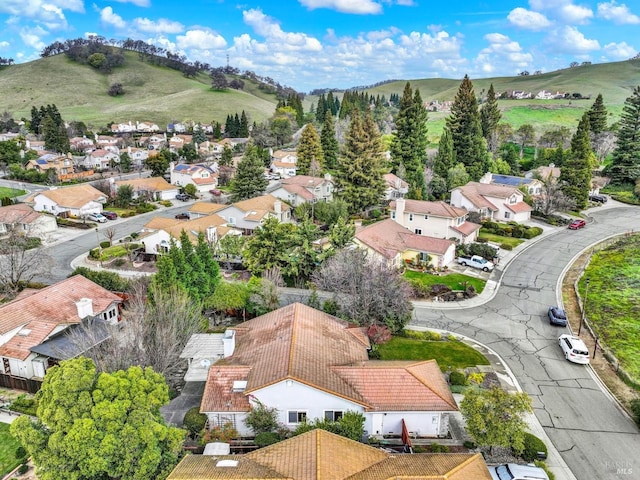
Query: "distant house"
168 134 192 153
82 149 119 170
270 149 298 178
188 202 227 219
170 162 217 193
269 175 333 206
216 194 292 234
0 204 57 237
136 121 160 133
450 182 532 222
383 172 409 200
114 177 179 201
69 136 95 153
26 153 74 177
27 184 108 217
199 303 458 438
0 275 122 381
526 164 561 182
125 146 149 168
390 198 480 244
480 172 542 196
354 218 456 268
167 429 492 480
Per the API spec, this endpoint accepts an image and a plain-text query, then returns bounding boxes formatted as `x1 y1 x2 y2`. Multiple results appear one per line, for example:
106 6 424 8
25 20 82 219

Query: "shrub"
534 460 556 480
200 422 238 445
10 395 38 416
500 243 514 251
322 299 339 316
130 232 139 239
100 241 111 248
430 284 452 296
408 279 430 298
467 372 485 385
15 446 27 461
367 324 392 345
183 407 208 438
412 445 427 453
113 258 125 267
630 399 640 427
449 370 467 386
18 464 29 475
429 443 449 453
403 329 426 340
523 226 543 238
89 248 100 259
423 330 442 341
463 440 477 449
255 431 281 447
521 432 547 462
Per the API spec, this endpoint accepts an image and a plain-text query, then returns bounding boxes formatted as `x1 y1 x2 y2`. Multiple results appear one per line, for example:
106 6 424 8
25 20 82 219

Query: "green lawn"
580 234 640 386
0 422 22 476
0 187 26 198
404 270 485 294
377 336 490 371
478 231 524 248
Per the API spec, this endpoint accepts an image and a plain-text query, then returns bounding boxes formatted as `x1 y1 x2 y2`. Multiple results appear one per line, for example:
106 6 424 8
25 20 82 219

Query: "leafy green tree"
480 83 502 152
119 152 132 173
145 152 169 177
314 198 349 226
320 112 339 170
229 144 269 202
244 400 282 435
447 163 471 189
219 144 233 166
560 112 594 209
296 124 324 175
243 217 298 276
587 93 608 135
205 281 249 320
499 143 520 174
606 85 640 184
184 183 197 197
515 124 536 162
270 107 296 147
179 143 198 163
211 70 228 90
293 411 365 441
42 114 70 153
433 127 456 180
460 387 533 455
428 174 448 200
115 183 134 208
390 82 429 199
10 357 184 480
0 139 22 165
328 216 355 249
446 75 490 180
334 110 386 214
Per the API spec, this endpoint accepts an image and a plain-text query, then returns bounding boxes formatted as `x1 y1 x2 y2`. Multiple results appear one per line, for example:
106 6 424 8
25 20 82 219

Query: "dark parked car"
102 211 118 220
548 306 568 326
568 219 586 230
176 193 190 201
175 212 190 220
589 194 607 203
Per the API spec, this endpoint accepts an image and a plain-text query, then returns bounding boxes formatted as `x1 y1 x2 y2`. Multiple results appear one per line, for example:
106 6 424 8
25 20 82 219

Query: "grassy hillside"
0 51 278 130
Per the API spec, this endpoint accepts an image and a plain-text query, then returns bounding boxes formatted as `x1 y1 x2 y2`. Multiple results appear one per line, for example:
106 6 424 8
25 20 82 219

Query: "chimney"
479 172 493 184
274 200 282 216
394 198 405 226
76 298 94 319
222 329 236 357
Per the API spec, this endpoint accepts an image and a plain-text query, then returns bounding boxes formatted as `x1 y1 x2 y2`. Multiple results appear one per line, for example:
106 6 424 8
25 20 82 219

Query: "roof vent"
232 380 247 392
216 460 238 468
17 328 32 336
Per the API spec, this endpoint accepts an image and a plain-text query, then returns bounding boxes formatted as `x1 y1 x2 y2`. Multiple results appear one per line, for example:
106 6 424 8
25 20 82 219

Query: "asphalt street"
410 205 640 480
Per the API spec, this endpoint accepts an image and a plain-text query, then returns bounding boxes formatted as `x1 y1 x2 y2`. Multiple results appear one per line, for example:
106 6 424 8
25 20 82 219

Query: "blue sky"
0 0 638 92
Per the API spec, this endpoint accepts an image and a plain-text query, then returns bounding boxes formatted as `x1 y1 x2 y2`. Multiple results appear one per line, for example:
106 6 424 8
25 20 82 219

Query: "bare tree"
534 174 576 215
592 131 616 164
312 249 413 333
102 226 117 246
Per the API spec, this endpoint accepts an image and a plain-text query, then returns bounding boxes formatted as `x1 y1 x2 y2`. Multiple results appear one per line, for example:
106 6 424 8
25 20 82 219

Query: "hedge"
521 432 547 462
449 370 467 386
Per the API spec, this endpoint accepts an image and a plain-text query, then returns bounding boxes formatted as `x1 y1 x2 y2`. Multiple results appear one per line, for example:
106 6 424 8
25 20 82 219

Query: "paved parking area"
160 381 206 427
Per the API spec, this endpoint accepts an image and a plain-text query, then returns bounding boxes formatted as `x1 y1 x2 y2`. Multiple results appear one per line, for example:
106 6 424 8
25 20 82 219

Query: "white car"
489 463 549 480
558 334 590 364
86 213 107 223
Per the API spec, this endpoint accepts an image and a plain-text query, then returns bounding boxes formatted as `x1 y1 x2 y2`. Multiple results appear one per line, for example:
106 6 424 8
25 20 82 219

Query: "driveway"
160 381 206 428
410 204 640 480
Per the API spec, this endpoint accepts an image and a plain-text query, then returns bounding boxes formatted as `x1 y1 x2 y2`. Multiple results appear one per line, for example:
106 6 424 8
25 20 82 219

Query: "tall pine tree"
296 124 324 175
390 82 429 200
606 86 640 184
334 110 386 214
587 93 608 135
480 83 502 153
433 127 456 180
320 112 339 171
560 112 593 209
229 143 269 202
446 75 489 181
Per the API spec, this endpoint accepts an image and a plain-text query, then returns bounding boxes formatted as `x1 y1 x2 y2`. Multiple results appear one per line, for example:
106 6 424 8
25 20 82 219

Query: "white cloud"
546 26 600 53
0 0 71 30
146 36 177 53
527 0 593 24
507 7 552 30
177 29 227 50
298 0 382 14
243 9 322 51
602 41 637 58
597 1 640 24
559 3 593 23
475 32 533 72
100 6 127 29
19 25 47 51
110 0 151 7
133 17 184 34
0 41 10 49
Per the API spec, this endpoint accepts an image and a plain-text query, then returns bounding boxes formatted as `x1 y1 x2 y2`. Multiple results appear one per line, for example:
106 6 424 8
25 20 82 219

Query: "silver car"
489 463 549 480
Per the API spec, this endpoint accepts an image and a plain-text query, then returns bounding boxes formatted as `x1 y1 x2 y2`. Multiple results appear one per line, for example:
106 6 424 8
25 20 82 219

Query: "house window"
424 215 429 220
509 196 517 204
414 228 422 235
504 212 511 219
457 217 464 225
288 411 307 424
324 411 344 421
408 213 413 222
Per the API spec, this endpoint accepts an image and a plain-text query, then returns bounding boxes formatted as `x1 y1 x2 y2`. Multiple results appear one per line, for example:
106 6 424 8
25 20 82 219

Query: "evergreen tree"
192 125 207 144
212 121 222 139
587 93 608 135
320 112 339 171
224 115 234 137
220 144 233 166
233 113 241 137
296 124 324 175
480 83 502 152
30 106 42 134
446 75 490 180
119 152 132 173
334 110 386 214
316 94 327 123
606 86 640 184
560 112 593 209
229 143 269 201
390 82 429 200
433 127 456 180
239 110 250 137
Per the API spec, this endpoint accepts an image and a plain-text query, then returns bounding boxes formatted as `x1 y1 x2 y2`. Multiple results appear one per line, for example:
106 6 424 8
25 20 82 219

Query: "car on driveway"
175 212 190 220
176 193 190 201
209 189 222 196
489 463 549 480
559 334 590 364
102 211 118 220
86 213 107 223
568 219 586 230
547 306 568 326
589 194 607 203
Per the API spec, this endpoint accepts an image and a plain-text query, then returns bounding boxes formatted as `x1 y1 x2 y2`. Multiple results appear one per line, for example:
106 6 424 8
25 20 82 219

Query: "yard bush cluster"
481 221 542 239
402 329 443 341
449 370 467 386
183 407 207 439
10 395 37 416
100 241 111 248
630 399 640 427
134 202 156 214
521 432 548 462
532 212 572 226
408 280 452 299
458 242 498 261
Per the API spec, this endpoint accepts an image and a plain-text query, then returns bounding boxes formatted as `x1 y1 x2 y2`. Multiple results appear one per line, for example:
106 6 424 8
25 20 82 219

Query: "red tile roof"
505 201 533 213
281 175 327 188
200 366 252 413
454 182 522 210
0 320 59 361
390 200 467 218
0 204 42 224
450 221 481 236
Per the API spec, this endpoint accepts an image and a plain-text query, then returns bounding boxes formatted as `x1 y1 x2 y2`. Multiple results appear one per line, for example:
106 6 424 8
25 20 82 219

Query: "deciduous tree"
0 227 54 296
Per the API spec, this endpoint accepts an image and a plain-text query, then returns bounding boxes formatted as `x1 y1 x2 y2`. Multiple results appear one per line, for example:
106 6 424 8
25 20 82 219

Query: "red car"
568 219 586 230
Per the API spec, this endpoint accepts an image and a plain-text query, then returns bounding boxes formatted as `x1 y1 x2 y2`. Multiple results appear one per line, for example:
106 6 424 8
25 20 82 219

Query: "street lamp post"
578 278 589 336
95 227 103 268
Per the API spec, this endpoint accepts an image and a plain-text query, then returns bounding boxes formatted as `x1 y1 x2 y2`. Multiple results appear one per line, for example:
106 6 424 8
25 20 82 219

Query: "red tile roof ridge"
406 360 458 410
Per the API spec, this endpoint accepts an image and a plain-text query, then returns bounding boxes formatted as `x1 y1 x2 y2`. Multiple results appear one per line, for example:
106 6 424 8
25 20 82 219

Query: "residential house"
200 303 458 438
26 153 74 177
94 135 120 150
136 121 160 133
0 204 57 237
114 177 179 201
268 175 333 207
27 184 108 217
167 430 491 480
450 182 532 222
168 134 193 153
383 172 409 200
354 218 456 269
526 164 561 182
188 202 227 219
270 149 298 178
82 149 119 170
69 136 95 153
0 275 122 381
125 146 150 169
170 162 218 193
479 172 542 196
110 121 137 133
0 132 20 142
139 214 240 256
24 140 46 152
390 198 480 244
146 133 168 151
216 194 292 234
